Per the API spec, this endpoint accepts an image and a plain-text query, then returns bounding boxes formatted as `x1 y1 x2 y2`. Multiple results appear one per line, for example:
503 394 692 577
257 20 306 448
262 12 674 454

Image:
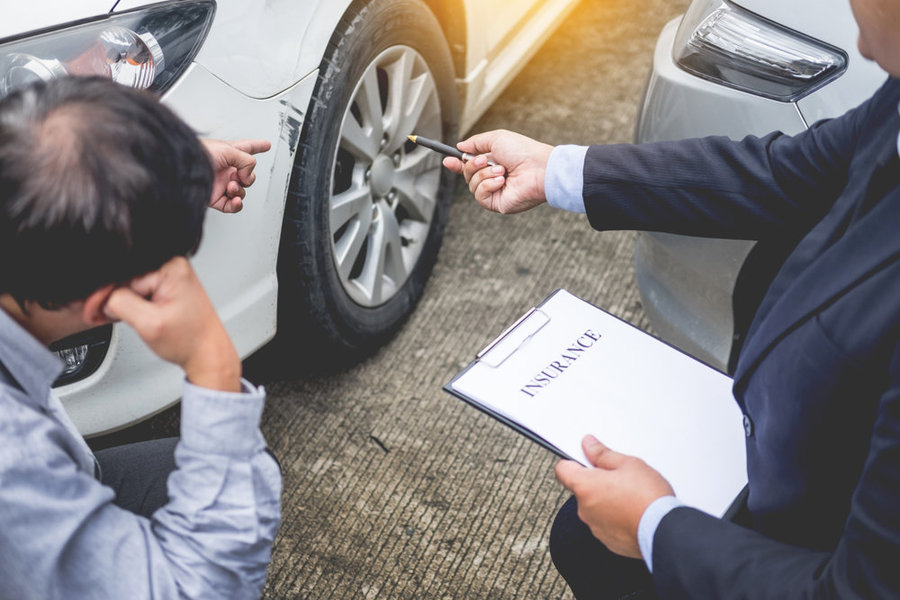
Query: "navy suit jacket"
582 77 900 598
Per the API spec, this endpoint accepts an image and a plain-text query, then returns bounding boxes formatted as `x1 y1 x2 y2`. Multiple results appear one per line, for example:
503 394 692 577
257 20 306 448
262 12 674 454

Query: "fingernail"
492 165 505 175
584 434 599 444
475 156 487 167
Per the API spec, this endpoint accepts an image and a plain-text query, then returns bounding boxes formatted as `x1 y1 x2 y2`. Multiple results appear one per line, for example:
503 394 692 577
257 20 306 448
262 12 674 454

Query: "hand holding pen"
408 135 499 166
425 130 554 215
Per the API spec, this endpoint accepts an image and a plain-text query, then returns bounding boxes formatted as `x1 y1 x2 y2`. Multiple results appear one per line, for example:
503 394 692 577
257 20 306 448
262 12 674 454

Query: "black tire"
276 0 457 363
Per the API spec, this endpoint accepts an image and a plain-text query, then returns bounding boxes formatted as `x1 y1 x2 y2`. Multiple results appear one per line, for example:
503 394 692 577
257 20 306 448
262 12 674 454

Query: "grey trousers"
95 437 178 518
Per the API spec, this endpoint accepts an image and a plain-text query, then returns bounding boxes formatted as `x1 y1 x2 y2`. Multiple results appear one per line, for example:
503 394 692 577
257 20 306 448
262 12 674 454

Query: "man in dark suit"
443 0 900 597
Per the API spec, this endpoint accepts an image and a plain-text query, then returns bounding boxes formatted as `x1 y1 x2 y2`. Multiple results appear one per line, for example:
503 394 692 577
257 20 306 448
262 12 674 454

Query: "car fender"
113 0 353 99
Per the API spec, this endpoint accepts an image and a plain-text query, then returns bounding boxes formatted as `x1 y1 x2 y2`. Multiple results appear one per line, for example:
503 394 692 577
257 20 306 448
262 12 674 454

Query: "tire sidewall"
281 0 458 352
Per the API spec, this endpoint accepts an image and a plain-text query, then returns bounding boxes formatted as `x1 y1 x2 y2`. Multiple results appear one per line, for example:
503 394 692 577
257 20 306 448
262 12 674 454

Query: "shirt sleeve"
545 145 588 213
152 378 282 599
0 378 282 600
637 495 684 573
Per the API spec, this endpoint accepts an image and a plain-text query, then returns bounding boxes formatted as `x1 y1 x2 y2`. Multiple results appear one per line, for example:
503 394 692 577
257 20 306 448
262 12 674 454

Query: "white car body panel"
117 0 579 132
634 0 886 371
62 65 319 433
0 3 115 39
1 0 580 435
457 0 578 133
115 0 350 99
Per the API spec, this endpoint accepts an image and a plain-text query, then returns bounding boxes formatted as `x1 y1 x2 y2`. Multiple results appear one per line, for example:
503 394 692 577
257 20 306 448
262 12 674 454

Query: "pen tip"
407 135 417 143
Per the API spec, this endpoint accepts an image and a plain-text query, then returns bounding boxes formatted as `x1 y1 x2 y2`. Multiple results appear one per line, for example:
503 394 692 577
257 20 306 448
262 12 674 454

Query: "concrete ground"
94 0 690 597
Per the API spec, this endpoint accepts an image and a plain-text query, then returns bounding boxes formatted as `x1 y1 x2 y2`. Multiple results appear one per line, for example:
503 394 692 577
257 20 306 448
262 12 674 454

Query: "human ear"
81 284 117 325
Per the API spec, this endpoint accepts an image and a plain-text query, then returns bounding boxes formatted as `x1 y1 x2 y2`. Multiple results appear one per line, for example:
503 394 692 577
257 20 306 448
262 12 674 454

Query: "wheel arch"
295 0 467 85
421 0 468 78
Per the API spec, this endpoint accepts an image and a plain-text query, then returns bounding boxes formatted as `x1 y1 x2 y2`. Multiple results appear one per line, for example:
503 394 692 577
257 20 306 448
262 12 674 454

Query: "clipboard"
444 289 748 518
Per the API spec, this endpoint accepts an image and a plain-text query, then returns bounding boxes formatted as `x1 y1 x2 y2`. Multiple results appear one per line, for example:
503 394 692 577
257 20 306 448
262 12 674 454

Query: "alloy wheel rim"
329 45 443 307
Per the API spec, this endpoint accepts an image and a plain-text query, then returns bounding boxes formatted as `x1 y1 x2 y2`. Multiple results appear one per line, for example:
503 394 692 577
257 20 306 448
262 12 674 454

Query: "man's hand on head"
203 139 272 214
554 435 675 559
442 129 553 214
103 257 241 392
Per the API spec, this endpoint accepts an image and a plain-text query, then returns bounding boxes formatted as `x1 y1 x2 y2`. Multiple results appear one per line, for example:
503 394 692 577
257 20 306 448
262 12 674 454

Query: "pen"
408 135 498 166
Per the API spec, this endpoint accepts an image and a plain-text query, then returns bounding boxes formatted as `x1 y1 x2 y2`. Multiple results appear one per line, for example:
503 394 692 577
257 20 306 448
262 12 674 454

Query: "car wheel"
276 0 457 361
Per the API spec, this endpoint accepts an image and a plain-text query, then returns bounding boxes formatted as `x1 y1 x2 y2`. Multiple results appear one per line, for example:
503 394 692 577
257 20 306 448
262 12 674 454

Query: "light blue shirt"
545 145 588 213
545 144 684 573
0 308 282 599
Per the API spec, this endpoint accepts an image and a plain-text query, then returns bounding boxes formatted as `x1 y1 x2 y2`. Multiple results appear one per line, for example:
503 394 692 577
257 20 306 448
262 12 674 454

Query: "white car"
633 0 887 371
1 0 581 435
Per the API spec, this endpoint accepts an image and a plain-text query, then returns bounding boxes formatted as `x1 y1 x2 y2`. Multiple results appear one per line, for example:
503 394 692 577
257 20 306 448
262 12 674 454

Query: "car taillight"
673 0 847 101
0 1 215 100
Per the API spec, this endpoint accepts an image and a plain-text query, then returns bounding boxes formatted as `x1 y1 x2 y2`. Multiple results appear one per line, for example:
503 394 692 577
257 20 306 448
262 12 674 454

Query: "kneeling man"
0 77 280 599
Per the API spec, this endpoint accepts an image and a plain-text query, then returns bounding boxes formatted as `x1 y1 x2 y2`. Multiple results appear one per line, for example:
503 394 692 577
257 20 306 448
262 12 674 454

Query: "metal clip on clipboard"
476 307 551 368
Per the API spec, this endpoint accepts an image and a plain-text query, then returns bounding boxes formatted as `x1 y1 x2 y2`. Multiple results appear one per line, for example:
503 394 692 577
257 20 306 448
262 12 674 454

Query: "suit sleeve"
650 341 900 600
579 81 886 241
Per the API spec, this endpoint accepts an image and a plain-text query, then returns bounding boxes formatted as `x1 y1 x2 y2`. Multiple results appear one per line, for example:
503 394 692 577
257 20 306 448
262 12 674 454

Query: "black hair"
0 76 212 308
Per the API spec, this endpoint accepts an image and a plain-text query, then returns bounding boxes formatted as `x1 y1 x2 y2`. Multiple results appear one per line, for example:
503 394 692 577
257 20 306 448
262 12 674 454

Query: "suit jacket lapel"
733 185 900 388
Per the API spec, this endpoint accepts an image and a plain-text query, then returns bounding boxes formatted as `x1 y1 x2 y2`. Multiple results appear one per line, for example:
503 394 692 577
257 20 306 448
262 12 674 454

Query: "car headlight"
673 0 847 101
0 0 215 101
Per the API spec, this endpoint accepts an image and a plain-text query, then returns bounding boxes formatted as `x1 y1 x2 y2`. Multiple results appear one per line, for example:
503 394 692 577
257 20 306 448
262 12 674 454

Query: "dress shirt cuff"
545 145 588 213
180 378 267 458
637 495 684 573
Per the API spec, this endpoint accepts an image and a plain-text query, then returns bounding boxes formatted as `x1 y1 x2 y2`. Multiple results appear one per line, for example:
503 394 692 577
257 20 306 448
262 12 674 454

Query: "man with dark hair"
0 77 280 599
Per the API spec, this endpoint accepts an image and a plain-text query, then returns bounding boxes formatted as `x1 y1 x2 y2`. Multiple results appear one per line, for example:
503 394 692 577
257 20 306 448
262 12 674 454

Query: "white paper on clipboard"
445 289 748 518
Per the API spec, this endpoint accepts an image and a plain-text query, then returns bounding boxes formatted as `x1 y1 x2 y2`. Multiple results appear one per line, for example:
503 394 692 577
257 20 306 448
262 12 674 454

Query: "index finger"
229 139 271 155
461 153 493 182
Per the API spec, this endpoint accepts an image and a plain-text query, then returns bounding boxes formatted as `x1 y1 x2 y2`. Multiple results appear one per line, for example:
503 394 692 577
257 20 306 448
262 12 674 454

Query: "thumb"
582 435 626 470
554 459 587 491
456 130 501 155
103 287 154 326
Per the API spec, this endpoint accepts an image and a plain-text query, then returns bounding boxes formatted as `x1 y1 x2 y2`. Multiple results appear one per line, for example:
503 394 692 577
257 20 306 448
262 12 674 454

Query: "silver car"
633 0 887 371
